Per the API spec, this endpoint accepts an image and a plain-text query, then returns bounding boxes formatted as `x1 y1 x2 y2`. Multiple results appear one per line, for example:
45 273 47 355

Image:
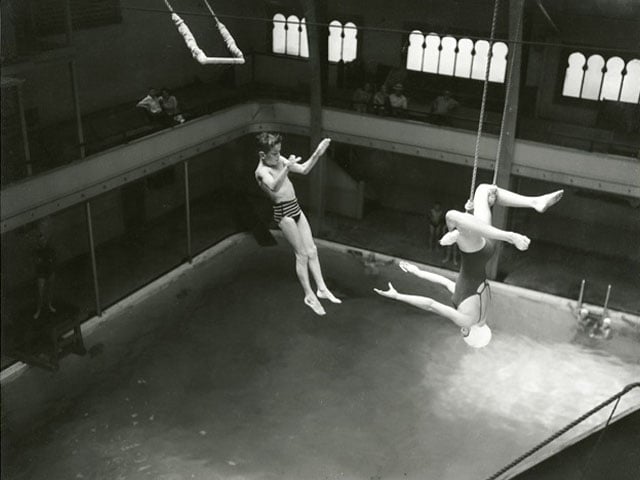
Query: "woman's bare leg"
492 185 563 212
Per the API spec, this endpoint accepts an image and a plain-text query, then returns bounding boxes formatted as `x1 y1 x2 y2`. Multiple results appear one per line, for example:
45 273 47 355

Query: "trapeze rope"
164 0 245 65
467 0 500 212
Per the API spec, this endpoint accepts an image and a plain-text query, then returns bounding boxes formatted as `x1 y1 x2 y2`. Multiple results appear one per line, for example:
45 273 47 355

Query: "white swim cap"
463 324 492 348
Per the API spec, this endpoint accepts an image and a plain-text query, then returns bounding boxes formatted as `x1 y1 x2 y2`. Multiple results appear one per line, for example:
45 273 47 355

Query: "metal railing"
484 382 640 480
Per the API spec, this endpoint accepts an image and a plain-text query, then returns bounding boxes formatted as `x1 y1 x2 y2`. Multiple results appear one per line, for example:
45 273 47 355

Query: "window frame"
555 46 640 106
403 26 509 84
327 16 362 64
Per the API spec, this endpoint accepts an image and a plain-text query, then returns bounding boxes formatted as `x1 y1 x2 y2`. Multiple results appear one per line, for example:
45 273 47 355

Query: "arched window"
562 52 586 98
454 38 474 78
342 22 357 62
620 59 640 103
328 20 343 63
439 36 457 76
581 54 605 100
286 15 302 57
600 56 625 101
272 14 357 62
271 14 308 58
471 40 490 81
404 33 509 83
299 18 309 57
407 30 425 71
422 34 440 74
328 20 358 63
489 42 508 83
272 14 286 54
562 52 639 104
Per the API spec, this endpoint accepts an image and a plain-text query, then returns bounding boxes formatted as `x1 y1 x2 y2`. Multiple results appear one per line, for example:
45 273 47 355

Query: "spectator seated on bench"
160 88 185 125
136 87 167 126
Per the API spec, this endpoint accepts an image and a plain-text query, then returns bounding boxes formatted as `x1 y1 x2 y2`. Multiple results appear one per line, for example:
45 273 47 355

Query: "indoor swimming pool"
2 234 639 480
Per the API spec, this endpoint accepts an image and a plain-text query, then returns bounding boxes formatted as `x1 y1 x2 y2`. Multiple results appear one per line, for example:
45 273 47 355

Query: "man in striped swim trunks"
255 132 341 315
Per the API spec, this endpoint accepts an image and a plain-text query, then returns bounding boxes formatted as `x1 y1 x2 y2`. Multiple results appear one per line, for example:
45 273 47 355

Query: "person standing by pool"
255 132 341 316
375 184 563 347
427 201 445 251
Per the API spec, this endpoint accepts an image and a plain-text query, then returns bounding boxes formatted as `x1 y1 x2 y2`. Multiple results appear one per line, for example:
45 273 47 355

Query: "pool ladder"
576 279 612 318
575 280 613 339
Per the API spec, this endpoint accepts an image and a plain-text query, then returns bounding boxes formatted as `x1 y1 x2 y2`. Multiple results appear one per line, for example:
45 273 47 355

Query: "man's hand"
283 155 301 168
315 138 331 157
399 261 420 275
374 282 398 299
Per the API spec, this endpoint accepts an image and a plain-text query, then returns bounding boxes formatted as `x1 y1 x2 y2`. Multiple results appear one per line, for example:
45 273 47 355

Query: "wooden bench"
4 302 86 371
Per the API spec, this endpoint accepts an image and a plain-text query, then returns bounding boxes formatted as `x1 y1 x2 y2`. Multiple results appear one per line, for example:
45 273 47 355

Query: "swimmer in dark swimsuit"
375 183 563 347
255 132 341 316
428 202 445 250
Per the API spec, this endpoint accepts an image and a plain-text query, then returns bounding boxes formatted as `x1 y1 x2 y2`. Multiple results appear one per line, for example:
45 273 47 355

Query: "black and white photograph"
1 1 639 479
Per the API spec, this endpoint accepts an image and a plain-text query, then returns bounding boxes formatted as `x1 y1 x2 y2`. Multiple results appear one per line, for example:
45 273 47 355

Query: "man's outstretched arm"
288 138 331 175
399 261 455 293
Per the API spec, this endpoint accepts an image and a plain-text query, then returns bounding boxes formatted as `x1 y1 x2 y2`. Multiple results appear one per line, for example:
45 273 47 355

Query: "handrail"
484 382 640 480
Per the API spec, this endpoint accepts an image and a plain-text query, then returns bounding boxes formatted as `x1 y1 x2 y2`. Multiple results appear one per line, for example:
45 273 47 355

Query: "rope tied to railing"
483 382 640 480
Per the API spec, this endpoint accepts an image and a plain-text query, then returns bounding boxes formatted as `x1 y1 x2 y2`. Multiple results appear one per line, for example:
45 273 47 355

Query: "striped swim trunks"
273 198 302 225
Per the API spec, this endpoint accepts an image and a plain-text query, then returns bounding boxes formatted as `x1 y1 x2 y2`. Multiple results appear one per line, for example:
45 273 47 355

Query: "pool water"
2 235 639 480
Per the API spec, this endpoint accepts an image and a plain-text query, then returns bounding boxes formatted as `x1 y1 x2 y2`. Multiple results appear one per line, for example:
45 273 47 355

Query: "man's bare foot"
33 310 41 320
48 305 57 313
534 190 563 213
317 289 342 304
304 295 326 315
440 230 460 246
509 232 531 251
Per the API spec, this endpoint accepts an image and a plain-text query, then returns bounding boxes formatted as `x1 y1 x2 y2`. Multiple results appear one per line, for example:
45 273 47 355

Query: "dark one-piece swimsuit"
451 238 496 324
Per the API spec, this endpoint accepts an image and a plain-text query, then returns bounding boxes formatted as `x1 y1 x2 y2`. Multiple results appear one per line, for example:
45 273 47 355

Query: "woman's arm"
444 210 530 251
399 261 455 293
374 282 474 328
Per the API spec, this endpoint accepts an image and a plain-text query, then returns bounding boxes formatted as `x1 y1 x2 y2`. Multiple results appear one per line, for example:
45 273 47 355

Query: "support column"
300 0 328 232
64 0 73 44
16 81 33 176
487 0 524 280
85 202 102 316
69 60 86 160
183 160 192 262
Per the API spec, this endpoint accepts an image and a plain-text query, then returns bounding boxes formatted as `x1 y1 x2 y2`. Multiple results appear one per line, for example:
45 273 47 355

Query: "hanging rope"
483 382 640 480
467 0 501 213
202 0 244 60
164 0 244 65
491 7 523 186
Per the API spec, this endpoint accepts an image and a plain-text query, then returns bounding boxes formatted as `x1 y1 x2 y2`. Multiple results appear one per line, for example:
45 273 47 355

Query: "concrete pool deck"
2 234 639 480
